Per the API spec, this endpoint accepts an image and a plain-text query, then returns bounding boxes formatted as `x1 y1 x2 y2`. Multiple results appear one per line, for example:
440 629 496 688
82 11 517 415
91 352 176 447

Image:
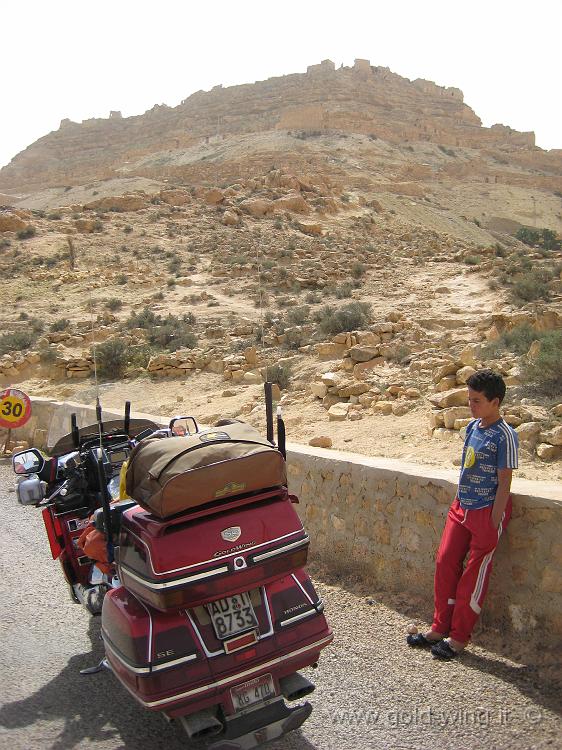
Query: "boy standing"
407 369 519 659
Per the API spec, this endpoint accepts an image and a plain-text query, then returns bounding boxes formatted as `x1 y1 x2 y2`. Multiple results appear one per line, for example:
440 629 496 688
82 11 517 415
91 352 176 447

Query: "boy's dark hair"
466 369 506 404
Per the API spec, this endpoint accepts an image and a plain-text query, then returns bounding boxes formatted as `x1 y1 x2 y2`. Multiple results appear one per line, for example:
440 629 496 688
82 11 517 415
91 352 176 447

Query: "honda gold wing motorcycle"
12 388 333 749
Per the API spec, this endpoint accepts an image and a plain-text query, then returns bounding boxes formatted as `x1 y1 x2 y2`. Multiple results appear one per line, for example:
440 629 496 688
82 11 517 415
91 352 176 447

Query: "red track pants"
431 497 511 644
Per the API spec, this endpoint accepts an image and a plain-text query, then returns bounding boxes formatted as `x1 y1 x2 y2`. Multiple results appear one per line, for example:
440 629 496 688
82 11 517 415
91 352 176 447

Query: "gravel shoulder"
0 462 560 750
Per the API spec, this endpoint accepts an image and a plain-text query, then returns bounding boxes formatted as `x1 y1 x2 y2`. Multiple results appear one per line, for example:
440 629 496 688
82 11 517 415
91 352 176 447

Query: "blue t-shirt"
457 418 518 510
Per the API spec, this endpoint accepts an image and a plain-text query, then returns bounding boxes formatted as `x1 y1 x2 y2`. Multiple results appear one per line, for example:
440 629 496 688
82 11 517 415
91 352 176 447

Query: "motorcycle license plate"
231 673 275 712
207 592 258 640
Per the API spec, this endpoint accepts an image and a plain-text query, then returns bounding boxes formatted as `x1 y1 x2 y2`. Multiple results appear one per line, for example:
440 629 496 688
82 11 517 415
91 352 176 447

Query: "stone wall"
10 398 562 641
286 445 562 640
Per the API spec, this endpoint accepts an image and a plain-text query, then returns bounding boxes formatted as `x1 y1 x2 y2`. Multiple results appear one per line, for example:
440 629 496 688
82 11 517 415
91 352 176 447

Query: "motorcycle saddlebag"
125 422 286 519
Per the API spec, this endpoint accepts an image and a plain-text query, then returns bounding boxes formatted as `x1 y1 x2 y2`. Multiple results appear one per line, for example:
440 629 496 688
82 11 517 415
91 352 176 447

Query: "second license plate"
231 673 275 712
207 592 258 640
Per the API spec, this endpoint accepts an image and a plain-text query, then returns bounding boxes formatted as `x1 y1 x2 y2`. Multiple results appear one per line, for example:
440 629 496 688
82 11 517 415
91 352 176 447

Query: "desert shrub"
125 307 160 329
286 305 310 327
45 256 58 269
267 363 291 390
315 301 371 335
521 330 562 397
483 323 556 359
147 317 197 351
283 328 307 350
510 270 551 305
335 282 353 299
0 238 11 250
17 226 36 240
464 255 481 266
93 220 104 232
351 262 367 279
438 145 456 157
494 243 507 258
123 225 133 234
116 273 128 285
105 297 123 311
305 291 321 304
0 330 37 355
516 226 560 251
47 212 62 220
50 318 70 332
96 339 128 379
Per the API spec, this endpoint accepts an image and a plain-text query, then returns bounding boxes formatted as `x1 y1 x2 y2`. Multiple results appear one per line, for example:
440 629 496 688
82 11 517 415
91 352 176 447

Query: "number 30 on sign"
0 389 32 430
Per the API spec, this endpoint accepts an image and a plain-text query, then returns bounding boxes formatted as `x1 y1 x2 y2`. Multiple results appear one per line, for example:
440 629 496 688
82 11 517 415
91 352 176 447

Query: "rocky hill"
1 58 561 199
0 59 560 479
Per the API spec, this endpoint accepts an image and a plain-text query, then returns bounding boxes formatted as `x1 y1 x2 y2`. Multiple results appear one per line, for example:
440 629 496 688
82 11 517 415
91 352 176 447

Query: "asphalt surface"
0 461 560 750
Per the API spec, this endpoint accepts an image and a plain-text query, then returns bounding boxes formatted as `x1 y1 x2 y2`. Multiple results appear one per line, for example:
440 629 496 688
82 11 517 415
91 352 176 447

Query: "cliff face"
0 58 549 194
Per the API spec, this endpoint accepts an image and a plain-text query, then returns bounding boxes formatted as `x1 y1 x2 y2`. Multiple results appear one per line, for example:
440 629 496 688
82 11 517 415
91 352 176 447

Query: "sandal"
430 640 460 660
406 632 440 648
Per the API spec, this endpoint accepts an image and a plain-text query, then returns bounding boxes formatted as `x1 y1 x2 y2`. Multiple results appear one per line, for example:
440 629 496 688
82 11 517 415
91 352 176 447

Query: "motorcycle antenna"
255 230 277 446
89 289 114 563
124 400 131 437
71 413 80 449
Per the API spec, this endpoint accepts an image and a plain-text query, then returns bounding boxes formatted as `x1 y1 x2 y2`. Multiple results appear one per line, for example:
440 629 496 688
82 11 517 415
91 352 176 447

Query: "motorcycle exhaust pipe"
279 672 316 701
178 708 223 739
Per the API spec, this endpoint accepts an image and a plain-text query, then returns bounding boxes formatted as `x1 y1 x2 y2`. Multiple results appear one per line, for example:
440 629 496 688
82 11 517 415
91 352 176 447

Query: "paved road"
0 462 560 750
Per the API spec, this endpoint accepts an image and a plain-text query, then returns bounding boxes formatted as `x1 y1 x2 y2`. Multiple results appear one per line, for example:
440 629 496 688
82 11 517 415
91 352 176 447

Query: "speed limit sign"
0 388 32 429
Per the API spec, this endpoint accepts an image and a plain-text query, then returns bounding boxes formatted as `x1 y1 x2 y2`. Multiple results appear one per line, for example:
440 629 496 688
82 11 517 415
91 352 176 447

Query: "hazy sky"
2 0 561 169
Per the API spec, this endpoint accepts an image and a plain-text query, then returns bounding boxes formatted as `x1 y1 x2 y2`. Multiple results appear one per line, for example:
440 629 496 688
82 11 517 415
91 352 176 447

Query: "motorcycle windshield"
51 418 160 456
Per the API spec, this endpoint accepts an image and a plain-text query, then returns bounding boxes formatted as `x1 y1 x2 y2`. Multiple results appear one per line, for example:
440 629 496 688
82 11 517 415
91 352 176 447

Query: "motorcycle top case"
117 488 309 612
126 422 286 519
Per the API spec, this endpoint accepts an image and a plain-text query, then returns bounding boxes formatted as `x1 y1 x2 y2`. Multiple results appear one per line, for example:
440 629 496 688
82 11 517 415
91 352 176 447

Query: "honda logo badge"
221 526 241 542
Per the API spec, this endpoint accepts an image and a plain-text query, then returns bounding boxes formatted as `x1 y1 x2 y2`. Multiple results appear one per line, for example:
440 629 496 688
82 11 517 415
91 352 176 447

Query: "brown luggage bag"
125 422 286 518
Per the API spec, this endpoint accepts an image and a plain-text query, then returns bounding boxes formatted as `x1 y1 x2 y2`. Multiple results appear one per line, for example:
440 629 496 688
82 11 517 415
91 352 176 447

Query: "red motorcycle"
12 389 333 749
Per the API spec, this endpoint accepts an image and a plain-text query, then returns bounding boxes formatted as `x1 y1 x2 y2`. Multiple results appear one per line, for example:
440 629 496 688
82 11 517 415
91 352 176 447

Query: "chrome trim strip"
135 596 154 664
185 610 224 658
291 573 314 605
252 537 309 563
135 634 334 708
124 527 304 577
103 634 197 674
279 608 317 627
259 586 274 638
152 653 198 672
121 563 229 590
103 636 151 674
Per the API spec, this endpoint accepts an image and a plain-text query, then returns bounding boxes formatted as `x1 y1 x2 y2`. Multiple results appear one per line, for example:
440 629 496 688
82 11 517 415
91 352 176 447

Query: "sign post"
0 388 32 454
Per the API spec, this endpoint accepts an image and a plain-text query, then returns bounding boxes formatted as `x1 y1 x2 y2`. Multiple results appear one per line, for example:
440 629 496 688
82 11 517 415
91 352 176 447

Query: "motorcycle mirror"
169 416 199 436
12 449 45 476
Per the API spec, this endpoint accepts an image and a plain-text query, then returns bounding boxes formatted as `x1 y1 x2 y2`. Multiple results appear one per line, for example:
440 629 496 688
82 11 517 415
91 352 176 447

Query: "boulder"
373 401 393 415
222 210 240 226
316 342 346 360
536 443 562 461
328 403 350 421
321 371 340 388
349 344 380 363
459 345 480 367
296 220 323 236
436 375 458 392
204 189 225 205
0 213 27 233
429 388 469 409
309 436 333 448
159 189 191 206
310 382 328 398
240 199 274 217
456 366 476 384
74 219 98 233
84 195 147 212
404 387 420 399
274 195 311 214
442 406 472 429
338 382 371 397
516 422 542 442
527 340 541 360
392 401 411 416
552 404 562 417
432 363 459 384
541 425 562 446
